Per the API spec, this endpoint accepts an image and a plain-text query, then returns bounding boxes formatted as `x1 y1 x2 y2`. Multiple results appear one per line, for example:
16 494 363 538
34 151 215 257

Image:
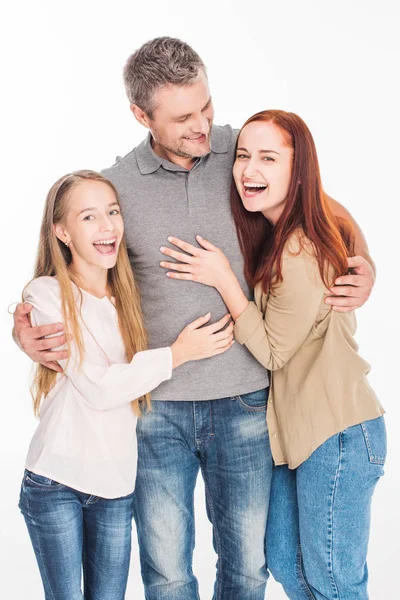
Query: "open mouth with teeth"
243 182 268 196
93 238 118 255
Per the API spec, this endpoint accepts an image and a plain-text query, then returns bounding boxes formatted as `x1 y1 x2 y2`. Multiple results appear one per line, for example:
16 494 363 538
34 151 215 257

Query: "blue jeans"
133 389 272 600
19 470 133 600
266 416 387 600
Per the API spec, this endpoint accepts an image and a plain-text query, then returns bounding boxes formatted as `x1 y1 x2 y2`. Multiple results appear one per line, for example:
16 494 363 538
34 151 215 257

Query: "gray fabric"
102 125 269 400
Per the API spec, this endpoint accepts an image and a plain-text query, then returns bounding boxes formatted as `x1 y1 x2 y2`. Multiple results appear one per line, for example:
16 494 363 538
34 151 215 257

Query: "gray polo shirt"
102 124 269 401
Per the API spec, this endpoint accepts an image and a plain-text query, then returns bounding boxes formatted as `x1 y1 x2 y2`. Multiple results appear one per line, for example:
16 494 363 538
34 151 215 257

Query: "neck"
151 138 196 170
70 259 109 299
262 204 285 226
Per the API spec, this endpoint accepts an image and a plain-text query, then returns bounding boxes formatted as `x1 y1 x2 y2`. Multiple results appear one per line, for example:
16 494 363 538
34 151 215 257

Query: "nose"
243 161 259 178
99 214 115 232
191 113 210 135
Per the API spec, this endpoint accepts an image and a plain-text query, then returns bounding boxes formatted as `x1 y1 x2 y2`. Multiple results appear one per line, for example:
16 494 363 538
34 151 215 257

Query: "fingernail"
325 298 333 304
197 235 202 239
167 237 173 242
160 247 165 252
160 262 165 267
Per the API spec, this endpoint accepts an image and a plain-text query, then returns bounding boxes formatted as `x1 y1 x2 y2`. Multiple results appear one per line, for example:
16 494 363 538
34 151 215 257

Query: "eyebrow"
173 97 212 121
237 147 280 155
77 202 119 216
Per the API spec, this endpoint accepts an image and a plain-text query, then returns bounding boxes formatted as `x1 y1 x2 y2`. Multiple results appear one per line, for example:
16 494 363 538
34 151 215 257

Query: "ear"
130 104 151 129
53 223 70 246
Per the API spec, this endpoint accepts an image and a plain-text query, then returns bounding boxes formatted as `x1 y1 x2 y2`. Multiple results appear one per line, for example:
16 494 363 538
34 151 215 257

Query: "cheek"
232 162 242 187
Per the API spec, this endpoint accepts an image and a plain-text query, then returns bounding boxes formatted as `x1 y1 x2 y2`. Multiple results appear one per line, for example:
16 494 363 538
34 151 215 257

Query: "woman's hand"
171 313 234 369
160 235 233 289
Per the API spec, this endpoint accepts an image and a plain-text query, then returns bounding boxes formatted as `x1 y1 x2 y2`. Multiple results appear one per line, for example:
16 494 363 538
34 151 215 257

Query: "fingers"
36 334 67 351
196 235 218 251
14 302 33 319
160 261 193 273
166 272 194 281
324 296 361 308
213 340 235 355
212 322 234 342
29 323 65 340
166 237 201 257
186 313 211 331
325 286 359 297
331 306 354 313
204 314 231 334
160 246 196 264
347 256 369 270
214 333 234 348
41 361 64 373
40 349 69 362
334 275 364 287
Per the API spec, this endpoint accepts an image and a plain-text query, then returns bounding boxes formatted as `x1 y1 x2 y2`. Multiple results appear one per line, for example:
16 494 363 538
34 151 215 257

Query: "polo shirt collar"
135 127 229 175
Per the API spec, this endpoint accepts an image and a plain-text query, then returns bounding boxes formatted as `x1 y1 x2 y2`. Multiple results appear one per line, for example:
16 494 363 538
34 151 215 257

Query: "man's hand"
12 302 68 372
324 256 375 313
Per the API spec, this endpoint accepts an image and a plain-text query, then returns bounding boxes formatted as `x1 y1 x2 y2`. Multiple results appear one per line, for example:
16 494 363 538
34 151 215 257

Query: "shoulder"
210 124 238 154
101 143 143 184
24 276 61 302
283 229 316 260
278 231 327 293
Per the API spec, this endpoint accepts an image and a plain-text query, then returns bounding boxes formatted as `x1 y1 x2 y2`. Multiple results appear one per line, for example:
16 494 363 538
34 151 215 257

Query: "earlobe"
130 104 151 129
53 223 70 247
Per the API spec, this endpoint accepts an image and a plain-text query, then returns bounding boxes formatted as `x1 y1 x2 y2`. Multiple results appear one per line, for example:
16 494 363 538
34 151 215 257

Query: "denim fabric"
133 389 272 600
266 416 387 600
19 470 133 600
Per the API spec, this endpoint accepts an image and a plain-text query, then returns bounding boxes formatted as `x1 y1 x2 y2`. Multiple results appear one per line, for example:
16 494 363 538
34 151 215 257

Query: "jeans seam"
25 487 56 600
360 422 386 464
203 475 223 600
82 527 87 595
295 543 316 599
190 486 201 600
327 433 344 600
234 395 267 412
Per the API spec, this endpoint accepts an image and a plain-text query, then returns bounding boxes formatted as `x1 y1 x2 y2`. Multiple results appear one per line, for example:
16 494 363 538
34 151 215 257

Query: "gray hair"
123 37 206 117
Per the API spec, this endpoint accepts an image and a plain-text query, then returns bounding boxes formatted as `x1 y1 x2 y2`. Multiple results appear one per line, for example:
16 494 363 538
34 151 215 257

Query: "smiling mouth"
183 134 208 143
93 238 117 255
243 182 268 196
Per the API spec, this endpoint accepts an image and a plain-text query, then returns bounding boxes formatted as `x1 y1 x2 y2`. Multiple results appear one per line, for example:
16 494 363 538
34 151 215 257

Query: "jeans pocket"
233 387 269 411
361 416 387 465
24 470 64 489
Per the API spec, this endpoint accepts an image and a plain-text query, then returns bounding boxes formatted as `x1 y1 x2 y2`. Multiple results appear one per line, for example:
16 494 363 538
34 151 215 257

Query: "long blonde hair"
25 170 150 417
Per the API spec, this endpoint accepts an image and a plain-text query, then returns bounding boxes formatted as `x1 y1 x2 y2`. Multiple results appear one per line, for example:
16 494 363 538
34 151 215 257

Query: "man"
13 37 375 599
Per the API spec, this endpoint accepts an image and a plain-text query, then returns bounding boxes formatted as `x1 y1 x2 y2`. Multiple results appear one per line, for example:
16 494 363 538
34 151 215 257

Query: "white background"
1 1 399 598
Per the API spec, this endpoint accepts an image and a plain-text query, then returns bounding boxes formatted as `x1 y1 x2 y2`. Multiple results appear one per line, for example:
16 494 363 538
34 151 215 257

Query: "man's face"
148 73 214 159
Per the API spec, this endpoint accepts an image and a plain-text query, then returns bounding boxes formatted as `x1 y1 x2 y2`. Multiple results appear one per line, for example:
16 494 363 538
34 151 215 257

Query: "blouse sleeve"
233 241 328 371
24 278 172 411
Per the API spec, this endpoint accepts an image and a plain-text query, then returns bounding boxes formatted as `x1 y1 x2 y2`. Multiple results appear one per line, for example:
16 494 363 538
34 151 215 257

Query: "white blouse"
23 276 172 499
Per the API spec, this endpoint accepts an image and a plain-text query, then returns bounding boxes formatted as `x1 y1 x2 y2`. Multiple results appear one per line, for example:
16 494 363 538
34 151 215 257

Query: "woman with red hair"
160 110 386 599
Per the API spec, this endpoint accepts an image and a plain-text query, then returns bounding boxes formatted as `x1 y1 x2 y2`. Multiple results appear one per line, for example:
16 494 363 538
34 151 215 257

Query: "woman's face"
55 180 124 272
233 120 293 224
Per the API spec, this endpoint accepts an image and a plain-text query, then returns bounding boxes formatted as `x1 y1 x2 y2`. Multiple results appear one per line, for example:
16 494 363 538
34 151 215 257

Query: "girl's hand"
171 313 234 369
160 235 233 289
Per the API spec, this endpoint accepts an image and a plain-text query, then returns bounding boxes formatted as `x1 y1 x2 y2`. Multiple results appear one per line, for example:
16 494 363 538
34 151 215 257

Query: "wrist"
170 340 186 370
216 268 237 295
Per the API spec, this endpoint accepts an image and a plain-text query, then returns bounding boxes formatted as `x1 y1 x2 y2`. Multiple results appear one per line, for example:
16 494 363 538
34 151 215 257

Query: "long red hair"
231 110 355 292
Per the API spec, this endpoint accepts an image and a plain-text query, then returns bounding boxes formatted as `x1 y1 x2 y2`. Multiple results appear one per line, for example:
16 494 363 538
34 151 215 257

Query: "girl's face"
233 120 294 224
55 180 124 272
